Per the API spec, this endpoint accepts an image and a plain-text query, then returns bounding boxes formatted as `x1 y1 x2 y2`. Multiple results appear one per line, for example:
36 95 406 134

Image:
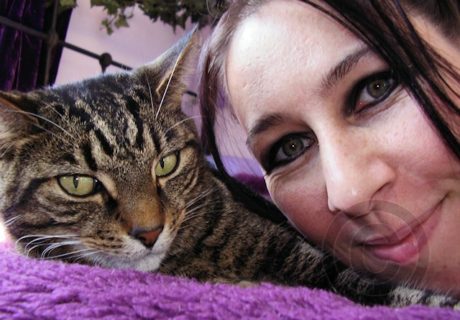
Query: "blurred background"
56 1 193 84
0 0 215 90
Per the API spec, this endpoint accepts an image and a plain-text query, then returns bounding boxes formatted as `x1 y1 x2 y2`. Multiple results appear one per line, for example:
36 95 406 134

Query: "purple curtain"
0 0 46 91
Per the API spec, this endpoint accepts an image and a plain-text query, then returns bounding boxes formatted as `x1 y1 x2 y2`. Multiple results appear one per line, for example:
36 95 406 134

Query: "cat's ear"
0 91 39 141
137 27 200 107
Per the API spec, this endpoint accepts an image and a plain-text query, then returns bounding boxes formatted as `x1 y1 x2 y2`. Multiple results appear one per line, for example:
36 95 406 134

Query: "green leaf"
74 0 226 34
91 0 120 14
60 0 77 7
101 18 114 35
114 15 130 28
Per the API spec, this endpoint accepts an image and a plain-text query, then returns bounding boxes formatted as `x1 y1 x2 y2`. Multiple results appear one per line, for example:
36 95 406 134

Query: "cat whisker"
185 202 229 221
43 247 90 260
40 241 80 259
17 235 47 250
178 213 202 229
183 188 215 210
180 205 209 222
15 119 72 145
0 143 15 158
74 247 109 267
25 238 54 255
45 104 67 121
41 240 82 259
27 242 51 256
190 199 231 216
184 198 207 212
32 123 74 144
184 201 213 217
162 115 203 140
155 51 182 121
17 234 78 254
25 241 52 257
27 239 78 257
3 215 21 227
182 198 221 217
6 109 75 140
17 234 78 243
73 249 103 264
178 200 229 229
146 77 156 120
89 252 106 267
177 207 234 234
179 195 221 224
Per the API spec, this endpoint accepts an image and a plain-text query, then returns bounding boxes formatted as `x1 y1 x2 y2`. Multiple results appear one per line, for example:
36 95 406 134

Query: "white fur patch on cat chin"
131 252 168 272
130 228 176 272
93 226 175 272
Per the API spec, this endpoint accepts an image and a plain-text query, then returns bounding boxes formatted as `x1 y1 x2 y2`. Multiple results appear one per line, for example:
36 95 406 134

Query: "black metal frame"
0 0 132 86
0 0 200 99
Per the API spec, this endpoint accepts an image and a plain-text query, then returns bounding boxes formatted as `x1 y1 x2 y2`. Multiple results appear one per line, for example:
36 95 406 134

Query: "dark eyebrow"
320 46 372 93
245 47 372 147
246 113 285 147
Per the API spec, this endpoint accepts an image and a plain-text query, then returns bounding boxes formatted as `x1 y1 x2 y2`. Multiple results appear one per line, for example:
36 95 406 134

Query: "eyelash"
262 70 400 174
262 133 315 174
346 70 400 114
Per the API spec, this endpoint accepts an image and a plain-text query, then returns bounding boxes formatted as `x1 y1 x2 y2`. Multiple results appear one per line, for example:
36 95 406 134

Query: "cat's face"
0 33 206 271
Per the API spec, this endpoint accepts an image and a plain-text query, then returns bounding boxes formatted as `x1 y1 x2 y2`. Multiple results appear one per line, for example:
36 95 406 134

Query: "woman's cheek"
266 171 331 245
267 173 301 225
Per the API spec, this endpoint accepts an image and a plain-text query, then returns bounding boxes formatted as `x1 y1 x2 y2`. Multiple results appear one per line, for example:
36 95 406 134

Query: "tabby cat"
0 32 457 308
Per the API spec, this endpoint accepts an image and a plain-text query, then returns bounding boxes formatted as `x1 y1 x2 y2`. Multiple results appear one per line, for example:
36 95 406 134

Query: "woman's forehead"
225 0 364 128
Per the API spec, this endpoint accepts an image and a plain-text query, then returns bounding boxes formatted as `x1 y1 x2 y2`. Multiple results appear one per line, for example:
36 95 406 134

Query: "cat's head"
0 31 207 271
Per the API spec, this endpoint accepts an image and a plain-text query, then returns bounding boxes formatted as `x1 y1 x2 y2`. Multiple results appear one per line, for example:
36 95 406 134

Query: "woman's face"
226 0 460 293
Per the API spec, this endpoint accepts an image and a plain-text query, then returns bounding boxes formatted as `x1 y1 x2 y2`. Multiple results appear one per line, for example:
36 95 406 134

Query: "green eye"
155 153 179 177
350 70 399 113
58 175 98 197
281 136 306 158
366 78 393 99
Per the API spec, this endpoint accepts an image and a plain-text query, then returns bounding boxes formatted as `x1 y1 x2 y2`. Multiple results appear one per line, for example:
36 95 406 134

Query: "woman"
199 0 460 296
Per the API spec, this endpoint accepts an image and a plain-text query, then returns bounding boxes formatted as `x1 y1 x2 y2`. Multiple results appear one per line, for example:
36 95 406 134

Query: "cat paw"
390 286 459 308
210 277 257 288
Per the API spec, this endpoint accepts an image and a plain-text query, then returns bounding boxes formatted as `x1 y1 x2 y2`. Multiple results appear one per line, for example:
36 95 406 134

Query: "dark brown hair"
199 0 460 212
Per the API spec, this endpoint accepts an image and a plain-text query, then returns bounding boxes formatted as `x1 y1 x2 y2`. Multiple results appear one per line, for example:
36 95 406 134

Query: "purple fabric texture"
0 0 45 91
0 244 459 319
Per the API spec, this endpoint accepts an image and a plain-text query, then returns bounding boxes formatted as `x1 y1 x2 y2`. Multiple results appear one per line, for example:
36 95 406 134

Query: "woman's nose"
320 130 395 215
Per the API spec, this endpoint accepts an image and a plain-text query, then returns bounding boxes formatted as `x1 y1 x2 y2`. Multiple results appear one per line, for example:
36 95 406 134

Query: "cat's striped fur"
0 32 458 308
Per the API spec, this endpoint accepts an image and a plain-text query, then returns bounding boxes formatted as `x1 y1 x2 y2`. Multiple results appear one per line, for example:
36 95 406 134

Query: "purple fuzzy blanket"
0 244 459 319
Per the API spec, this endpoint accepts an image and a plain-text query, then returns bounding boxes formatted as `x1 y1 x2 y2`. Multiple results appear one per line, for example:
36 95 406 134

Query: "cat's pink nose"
132 226 163 249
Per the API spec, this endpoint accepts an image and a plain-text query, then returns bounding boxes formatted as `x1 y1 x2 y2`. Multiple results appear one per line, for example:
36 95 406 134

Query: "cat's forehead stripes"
55 76 161 156
124 95 145 150
58 153 79 166
81 143 98 172
34 74 189 176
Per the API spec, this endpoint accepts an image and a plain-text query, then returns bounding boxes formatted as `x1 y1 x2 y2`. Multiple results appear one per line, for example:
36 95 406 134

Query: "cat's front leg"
388 286 459 309
334 268 459 308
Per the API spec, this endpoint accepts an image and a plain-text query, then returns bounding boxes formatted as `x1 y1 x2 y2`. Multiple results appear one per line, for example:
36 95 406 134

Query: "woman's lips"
358 202 442 265
363 228 423 264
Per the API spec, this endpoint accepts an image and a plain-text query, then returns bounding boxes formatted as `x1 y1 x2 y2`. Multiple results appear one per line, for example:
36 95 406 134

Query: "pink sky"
56 1 192 85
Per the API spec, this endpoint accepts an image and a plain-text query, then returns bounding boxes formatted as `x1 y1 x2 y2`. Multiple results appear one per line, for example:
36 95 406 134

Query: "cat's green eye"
155 153 179 177
58 175 98 197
